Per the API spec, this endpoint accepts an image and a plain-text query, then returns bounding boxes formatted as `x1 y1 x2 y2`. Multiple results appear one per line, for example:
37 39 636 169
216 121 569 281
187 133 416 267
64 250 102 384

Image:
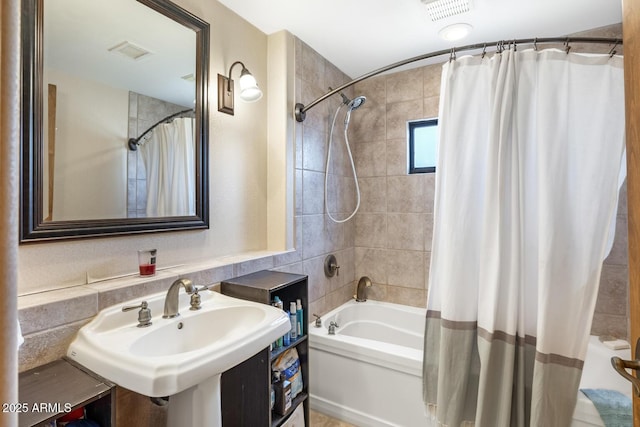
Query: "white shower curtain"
140 117 195 217
423 49 626 426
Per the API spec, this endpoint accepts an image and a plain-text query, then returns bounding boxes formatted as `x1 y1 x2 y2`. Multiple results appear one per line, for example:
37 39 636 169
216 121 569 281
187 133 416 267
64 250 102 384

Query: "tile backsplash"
18 252 298 372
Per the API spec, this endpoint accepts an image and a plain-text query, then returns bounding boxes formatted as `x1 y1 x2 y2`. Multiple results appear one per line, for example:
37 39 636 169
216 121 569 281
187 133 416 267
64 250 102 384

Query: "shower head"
348 96 366 110
344 95 366 126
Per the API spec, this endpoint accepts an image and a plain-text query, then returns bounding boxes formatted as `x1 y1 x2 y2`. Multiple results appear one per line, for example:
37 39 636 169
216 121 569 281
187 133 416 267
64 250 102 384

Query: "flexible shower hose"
325 104 361 223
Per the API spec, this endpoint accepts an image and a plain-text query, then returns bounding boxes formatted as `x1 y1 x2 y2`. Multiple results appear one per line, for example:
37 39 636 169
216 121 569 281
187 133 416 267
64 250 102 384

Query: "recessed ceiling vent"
421 0 471 22
108 41 152 60
181 73 195 82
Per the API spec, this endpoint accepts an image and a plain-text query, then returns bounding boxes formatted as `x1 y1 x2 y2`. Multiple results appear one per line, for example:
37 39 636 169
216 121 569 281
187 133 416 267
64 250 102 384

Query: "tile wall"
126 92 192 217
18 250 313 372
350 65 440 308
594 183 629 339
294 38 359 317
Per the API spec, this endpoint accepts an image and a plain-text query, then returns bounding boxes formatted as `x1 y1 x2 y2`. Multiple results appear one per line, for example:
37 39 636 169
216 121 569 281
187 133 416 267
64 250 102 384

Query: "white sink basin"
130 305 267 357
67 289 290 398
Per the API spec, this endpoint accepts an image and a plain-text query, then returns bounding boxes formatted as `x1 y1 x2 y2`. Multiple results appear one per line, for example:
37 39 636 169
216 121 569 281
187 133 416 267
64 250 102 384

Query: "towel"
602 340 630 350
581 389 632 427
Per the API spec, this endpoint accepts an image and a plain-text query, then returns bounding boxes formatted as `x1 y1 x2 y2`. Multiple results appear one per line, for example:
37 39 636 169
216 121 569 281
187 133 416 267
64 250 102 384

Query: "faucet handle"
328 321 339 335
190 287 207 311
313 313 322 328
122 301 152 327
122 300 148 311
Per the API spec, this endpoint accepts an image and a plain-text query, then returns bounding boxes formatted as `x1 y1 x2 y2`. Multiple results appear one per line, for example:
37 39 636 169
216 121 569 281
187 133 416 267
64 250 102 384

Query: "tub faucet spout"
354 276 372 302
163 278 196 318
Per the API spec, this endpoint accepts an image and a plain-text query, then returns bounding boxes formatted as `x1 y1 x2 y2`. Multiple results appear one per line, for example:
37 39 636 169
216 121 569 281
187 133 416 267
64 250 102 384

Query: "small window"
408 119 438 174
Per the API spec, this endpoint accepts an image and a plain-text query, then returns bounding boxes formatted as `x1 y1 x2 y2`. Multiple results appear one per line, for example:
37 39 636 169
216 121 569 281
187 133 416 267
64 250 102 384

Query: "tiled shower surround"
346 24 628 336
18 27 628 372
351 66 439 307
127 92 192 218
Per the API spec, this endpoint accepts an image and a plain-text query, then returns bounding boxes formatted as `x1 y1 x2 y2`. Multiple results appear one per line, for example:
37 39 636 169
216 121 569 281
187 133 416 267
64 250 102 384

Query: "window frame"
408 118 438 174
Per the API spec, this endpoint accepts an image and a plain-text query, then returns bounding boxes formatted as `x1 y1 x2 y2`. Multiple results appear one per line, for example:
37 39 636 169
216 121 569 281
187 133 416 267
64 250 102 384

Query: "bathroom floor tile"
310 409 358 427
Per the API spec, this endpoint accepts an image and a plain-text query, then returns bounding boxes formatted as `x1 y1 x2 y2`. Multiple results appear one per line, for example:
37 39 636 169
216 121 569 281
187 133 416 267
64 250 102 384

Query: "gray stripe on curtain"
424 314 584 426
428 310 584 369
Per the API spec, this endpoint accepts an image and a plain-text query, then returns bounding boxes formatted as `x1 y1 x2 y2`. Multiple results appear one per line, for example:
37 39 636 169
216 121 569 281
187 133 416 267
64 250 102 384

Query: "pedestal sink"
67 288 290 427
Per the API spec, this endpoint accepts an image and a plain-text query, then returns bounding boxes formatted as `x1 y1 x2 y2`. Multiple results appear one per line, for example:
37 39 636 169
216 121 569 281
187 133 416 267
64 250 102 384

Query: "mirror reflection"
43 0 196 221
21 0 209 241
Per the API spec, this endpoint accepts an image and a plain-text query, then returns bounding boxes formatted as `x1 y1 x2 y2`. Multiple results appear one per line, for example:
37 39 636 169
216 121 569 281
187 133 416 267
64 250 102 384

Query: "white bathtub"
308 299 631 427
572 335 631 426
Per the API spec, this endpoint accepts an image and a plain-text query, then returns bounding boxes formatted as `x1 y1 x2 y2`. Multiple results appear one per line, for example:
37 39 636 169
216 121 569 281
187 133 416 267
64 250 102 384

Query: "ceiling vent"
181 73 196 82
108 41 152 60
421 0 471 22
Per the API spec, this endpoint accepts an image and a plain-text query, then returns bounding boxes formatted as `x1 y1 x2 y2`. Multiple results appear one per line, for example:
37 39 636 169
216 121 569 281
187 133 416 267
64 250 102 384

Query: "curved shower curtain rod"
128 108 194 151
294 36 623 122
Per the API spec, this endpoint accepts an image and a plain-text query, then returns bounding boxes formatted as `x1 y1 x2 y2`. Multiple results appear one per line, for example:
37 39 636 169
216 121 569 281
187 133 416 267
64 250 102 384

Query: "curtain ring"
533 37 538 51
609 42 619 58
513 39 517 52
449 47 456 62
564 39 571 54
481 43 487 59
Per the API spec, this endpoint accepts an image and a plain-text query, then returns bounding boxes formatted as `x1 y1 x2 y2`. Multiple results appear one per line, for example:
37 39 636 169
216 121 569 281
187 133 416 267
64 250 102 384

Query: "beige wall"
18 0 271 295
45 69 129 221
17 10 364 372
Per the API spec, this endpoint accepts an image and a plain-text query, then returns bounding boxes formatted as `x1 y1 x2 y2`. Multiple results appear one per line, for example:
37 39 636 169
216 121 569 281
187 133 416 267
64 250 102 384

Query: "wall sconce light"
218 61 263 115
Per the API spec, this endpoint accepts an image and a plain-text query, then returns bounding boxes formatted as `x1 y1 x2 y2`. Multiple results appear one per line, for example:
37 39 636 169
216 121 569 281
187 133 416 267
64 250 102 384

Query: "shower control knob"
324 254 340 277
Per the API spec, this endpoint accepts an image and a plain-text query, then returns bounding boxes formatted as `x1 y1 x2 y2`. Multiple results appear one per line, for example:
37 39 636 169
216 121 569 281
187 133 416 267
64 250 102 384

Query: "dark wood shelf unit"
18 358 114 427
271 335 307 361
221 270 309 427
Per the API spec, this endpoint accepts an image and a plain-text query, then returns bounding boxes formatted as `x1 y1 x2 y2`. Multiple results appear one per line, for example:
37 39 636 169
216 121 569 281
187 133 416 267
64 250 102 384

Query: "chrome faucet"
163 278 196 318
328 321 339 335
354 276 372 302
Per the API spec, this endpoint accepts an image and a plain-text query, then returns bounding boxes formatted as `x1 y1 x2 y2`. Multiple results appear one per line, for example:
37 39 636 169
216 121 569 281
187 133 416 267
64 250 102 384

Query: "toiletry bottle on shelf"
274 296 284 348
271 300 279 350
283 311 291 346
273 371 292 415
296 299 303 336
289 302 298 341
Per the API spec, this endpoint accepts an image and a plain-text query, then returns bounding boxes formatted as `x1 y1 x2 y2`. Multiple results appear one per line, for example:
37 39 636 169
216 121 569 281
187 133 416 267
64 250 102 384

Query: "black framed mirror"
21 0 209 242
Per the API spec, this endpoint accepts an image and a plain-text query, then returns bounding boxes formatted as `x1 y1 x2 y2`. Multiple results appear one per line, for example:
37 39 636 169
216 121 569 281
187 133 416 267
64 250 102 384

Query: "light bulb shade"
438 23 473 41
239 72 262 102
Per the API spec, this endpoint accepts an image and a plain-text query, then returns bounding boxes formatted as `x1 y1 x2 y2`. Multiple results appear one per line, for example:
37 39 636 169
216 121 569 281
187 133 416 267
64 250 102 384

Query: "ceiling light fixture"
438 23 473 41
218 61 262 115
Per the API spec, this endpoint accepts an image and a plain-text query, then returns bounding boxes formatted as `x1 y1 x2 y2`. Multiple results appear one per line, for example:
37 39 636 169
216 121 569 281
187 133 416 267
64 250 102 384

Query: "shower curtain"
423 49 626 426
140 117 195 217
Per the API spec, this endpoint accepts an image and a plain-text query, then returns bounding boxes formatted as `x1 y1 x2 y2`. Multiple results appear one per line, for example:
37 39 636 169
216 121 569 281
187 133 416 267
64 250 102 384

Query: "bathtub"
308 299 631 427
572 335 631 426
